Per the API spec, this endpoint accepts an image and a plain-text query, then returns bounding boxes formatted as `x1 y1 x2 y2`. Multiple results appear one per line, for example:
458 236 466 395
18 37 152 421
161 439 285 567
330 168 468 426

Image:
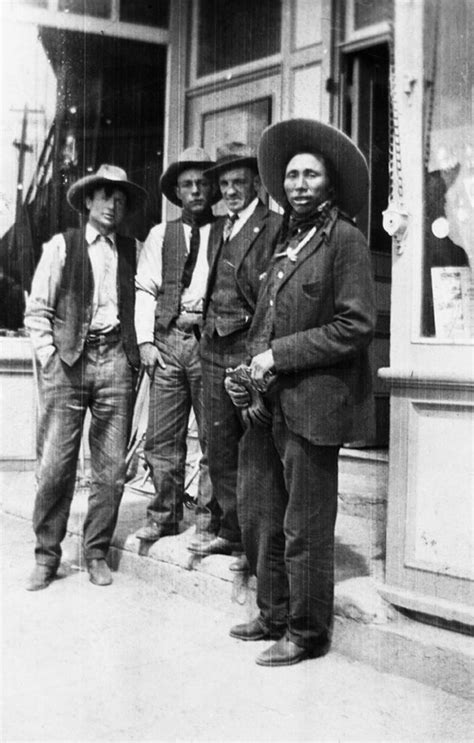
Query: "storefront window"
197 0 281 77
58 0 111 18
353 0 392 30
119 0 169 28
422 0 473 339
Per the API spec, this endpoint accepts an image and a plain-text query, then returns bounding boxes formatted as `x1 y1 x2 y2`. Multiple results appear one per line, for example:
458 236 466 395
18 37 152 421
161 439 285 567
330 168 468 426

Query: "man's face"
284 153 330 215
176 168 213 217
86 186 127 234
218 167 260 214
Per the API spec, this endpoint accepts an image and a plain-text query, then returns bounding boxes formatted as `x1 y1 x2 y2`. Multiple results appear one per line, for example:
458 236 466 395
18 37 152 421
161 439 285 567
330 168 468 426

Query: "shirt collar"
228 196 259 225
85 223 116 247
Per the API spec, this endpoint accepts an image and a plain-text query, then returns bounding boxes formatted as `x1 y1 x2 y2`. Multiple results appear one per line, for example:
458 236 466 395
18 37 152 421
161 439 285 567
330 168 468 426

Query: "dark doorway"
342 44 391 446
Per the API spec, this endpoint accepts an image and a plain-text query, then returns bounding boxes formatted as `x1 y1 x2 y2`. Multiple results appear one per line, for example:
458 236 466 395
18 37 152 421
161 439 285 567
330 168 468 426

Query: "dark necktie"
222 213 239 243
181 222 200 288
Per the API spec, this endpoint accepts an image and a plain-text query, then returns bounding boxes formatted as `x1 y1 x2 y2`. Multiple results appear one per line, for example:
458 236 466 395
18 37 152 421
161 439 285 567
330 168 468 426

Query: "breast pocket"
302 280 322 300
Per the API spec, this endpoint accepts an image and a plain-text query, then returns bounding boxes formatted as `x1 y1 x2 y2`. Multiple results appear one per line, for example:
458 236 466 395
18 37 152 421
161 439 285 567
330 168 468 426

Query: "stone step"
1 469 472 701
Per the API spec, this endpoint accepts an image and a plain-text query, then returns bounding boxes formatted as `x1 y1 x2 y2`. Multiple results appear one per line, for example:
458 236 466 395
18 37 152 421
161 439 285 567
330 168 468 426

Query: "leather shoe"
256 634 329 666
229 554 249 572
26 564 57 591
87 558 113 586
135 522 179 542
229 617 285 642
188 535 242 556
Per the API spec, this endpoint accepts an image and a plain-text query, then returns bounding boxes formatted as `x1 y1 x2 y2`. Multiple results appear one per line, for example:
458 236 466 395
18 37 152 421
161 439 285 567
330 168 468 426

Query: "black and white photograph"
0 1 473 741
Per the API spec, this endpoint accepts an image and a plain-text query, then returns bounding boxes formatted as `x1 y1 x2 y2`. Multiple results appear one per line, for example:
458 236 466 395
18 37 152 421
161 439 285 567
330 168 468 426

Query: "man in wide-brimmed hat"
134 146 219 543
225 119 376 665
187 142 282 564
25 164 147 590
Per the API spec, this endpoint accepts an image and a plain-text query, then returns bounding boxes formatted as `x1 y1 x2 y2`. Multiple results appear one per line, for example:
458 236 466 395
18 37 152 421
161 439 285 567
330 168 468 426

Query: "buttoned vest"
205 237 253 337
53 228 139 368
154 220 187 334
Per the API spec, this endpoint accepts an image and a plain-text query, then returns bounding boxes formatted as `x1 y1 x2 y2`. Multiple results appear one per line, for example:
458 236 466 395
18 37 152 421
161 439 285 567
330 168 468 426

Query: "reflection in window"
58 0 111 18
120 0 169 28
353 0 392 30
422 0 473 339
198 0 281 77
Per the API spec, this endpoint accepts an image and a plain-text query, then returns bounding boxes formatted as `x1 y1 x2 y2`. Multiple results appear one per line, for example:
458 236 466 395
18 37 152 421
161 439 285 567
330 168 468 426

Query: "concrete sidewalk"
2 512 473 742
1 468 473 702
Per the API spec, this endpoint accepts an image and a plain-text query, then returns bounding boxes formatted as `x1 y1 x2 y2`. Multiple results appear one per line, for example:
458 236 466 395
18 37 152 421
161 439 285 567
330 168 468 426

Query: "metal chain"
423 0 440 169
387 22 404 205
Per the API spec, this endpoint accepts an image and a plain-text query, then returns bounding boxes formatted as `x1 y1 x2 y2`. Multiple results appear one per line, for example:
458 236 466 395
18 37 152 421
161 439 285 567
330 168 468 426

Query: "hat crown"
93 164 130 183
215 142 256 164
177 146 214 165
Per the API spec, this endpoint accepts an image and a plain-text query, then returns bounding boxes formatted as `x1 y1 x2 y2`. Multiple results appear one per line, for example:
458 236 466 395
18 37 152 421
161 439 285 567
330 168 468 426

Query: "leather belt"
85 326 121 345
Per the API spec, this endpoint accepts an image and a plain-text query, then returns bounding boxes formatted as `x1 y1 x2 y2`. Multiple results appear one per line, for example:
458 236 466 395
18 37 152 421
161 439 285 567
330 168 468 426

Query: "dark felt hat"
257 119 369 216
203 142 259 181
160 146 220 206
67 164 147 214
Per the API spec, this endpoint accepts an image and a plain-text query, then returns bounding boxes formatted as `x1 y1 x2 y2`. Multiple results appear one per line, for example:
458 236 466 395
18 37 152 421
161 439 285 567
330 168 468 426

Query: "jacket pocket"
302 280 322 299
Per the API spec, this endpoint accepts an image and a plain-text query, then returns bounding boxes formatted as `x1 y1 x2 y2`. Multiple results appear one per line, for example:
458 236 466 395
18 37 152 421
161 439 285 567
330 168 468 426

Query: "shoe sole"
255 643 329 666
229 631 284 642
89 576 113 586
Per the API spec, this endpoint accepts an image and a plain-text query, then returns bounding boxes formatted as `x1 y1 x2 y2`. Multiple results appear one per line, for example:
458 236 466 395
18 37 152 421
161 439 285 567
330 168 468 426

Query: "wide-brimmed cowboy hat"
203 142 258 181
67 164 147 214
257 119 369 216
160 146 220 206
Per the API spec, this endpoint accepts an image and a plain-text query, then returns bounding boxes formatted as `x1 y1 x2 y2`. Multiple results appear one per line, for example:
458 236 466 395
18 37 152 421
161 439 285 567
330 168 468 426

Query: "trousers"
144 324 214 529
237 397 339 649
33 338 134 568
200 330 249 543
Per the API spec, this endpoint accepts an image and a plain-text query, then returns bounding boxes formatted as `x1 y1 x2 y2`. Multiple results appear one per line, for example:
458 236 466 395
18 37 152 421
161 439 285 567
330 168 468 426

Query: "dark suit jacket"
203 200 282 322
248 210 376 445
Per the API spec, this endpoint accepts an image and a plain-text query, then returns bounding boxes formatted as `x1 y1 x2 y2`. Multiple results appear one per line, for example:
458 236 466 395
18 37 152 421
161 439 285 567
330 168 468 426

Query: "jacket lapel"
233 201 268 272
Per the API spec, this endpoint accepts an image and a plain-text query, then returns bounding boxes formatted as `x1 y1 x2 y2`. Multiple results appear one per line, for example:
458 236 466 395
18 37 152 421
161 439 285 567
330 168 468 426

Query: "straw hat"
160 146 220 206
67 164 147 214
257 119 369 216
203 142 258 181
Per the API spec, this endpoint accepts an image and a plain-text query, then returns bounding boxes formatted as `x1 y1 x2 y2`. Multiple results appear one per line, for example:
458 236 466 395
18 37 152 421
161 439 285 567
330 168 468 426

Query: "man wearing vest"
134 147 219 543
188 143 282 562
24 164 146 590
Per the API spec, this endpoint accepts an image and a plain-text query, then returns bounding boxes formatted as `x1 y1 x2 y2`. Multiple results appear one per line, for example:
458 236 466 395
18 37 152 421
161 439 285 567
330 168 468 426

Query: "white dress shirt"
25 223 121 366
135 220 211 345
227 197 259 240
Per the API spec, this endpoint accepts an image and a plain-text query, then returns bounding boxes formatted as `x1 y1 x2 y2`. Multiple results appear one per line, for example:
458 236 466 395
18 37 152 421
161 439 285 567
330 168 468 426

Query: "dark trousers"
144 324 213 529
237 398 339 649
33 338 134 568
200 330 248 543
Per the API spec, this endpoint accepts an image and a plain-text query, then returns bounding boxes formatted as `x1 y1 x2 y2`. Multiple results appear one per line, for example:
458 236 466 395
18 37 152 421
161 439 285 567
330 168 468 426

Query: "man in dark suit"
188 143 282 561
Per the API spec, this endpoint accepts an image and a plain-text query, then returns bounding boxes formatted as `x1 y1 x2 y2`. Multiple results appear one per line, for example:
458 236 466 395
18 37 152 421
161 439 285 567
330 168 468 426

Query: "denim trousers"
200 330 248 543
33 338 134 568
144 325 213 529
237 397 339 649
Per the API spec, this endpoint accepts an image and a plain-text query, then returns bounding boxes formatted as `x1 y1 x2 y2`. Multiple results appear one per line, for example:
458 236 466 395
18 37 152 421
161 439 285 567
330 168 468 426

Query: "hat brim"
257 120 368 216
203 157 259 182
160 160 221 206
67 174 147 214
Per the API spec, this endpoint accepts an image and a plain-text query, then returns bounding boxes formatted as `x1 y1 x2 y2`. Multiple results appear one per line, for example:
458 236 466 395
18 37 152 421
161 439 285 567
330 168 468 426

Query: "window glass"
353 0 392 30
120 0 169 28
198 0 281 77
422 0 473 339
58 0 111 18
